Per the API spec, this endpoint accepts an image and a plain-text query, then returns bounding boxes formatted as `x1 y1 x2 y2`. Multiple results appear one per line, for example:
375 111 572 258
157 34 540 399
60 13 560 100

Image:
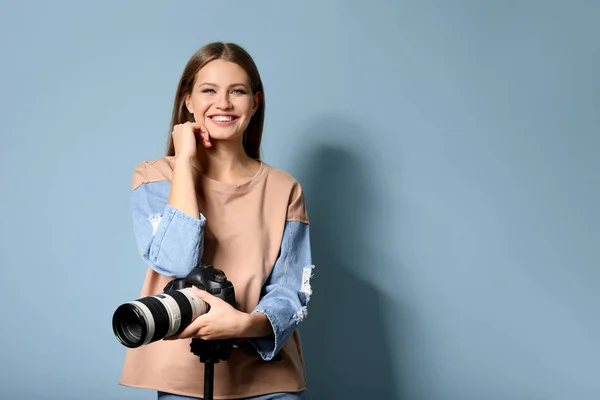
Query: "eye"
231 89 247 94
201 88 215 93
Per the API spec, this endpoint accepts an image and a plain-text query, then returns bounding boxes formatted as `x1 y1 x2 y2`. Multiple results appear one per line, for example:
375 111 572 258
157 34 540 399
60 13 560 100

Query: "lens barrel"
112 287 208 348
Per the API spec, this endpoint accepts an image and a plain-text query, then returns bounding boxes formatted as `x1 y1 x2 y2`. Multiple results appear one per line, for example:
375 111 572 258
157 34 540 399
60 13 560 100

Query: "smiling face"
185 59 261 142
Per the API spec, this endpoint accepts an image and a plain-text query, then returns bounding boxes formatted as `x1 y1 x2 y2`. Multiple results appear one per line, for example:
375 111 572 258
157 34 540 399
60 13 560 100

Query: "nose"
215 91 232 109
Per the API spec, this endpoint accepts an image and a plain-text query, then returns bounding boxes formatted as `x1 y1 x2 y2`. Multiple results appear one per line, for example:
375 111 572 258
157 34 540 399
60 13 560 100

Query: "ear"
184 94 194 114
251 91 262 115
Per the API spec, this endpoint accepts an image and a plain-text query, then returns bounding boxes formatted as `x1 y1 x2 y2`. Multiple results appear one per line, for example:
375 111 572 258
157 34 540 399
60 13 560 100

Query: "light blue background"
1 1 598 399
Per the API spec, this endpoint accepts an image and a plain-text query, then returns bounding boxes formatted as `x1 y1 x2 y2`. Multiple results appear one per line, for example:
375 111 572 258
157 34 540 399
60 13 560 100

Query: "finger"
166 315 207 340
188 121 206 132
174 326 194 339
191 124 211 148
200 125 212 148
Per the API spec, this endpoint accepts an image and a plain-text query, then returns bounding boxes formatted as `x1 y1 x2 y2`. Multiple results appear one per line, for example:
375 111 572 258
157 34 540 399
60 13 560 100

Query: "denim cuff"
247 306 286 361
148 205 206 278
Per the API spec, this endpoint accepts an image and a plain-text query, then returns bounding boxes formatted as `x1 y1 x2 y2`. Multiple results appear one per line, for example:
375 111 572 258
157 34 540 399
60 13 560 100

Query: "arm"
168 156 200 219
131 160 205 279
245 220 314 361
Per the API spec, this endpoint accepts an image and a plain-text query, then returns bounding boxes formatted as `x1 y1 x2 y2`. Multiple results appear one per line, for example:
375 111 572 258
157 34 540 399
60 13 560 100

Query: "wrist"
173 155 201 177
173 155 195 166
239 311 272 338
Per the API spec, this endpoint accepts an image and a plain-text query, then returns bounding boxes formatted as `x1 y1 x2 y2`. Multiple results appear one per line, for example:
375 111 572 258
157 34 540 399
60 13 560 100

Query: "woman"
118 42 313 399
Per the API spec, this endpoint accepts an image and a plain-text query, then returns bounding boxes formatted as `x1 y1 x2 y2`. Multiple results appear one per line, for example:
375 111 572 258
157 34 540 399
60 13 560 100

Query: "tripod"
190 337 233 400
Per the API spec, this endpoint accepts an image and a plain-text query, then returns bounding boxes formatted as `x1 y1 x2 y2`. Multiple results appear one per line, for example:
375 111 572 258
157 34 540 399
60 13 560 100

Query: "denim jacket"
130 178 313 361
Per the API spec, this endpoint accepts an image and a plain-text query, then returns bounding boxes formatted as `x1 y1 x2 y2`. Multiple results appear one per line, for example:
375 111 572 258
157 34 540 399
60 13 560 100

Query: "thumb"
193 285 218 305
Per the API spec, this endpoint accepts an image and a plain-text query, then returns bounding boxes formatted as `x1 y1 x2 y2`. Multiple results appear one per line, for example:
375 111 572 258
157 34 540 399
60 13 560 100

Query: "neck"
197 139 259 184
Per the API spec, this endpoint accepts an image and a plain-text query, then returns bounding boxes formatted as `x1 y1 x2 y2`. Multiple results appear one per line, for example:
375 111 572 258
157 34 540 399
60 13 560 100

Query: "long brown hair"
166 42 265 160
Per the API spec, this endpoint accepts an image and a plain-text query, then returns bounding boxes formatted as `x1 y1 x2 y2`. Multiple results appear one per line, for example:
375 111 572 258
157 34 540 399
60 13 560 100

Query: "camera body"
164 264 236 306
112 264 235 349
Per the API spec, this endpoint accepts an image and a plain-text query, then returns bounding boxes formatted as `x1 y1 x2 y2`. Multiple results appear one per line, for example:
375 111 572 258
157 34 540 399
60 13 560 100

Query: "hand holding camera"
164 285 248 341
112 264 236 348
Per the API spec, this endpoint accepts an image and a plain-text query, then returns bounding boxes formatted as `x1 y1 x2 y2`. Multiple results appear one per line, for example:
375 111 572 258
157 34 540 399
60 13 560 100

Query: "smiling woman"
185 59 261 142
117 42 313 400
167 42 265 162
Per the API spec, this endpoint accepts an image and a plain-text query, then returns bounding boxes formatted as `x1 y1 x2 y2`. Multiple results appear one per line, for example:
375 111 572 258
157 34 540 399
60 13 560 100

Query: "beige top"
118 156 310 399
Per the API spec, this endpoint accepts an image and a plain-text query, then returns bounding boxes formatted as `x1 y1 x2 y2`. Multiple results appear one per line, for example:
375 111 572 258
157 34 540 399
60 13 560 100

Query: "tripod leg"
204 362 214 400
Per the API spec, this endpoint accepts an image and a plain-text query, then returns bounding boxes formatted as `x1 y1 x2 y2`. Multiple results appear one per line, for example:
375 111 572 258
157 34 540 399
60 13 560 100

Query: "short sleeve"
130 161 206 279
286 181 309 224
247 181 314 360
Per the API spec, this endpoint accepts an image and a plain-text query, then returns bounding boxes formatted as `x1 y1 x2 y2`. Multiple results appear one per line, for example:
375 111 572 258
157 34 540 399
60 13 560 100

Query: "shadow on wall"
292 115 400 399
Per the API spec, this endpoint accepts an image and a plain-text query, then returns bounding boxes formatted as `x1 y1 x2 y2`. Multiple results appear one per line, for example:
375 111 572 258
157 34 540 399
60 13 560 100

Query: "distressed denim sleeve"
248 220 314 361
131 180 205 279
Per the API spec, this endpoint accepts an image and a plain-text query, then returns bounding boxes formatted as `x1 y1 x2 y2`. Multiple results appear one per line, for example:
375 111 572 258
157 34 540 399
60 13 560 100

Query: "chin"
207 128 245 142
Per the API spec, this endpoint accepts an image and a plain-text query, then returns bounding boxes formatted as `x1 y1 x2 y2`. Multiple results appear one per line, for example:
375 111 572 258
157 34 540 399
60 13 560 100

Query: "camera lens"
112 301 155 348
113 304 149 347
112 288 209 348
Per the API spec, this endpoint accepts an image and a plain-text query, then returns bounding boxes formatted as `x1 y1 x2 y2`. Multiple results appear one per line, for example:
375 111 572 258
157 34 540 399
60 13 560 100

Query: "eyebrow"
199 82 249 89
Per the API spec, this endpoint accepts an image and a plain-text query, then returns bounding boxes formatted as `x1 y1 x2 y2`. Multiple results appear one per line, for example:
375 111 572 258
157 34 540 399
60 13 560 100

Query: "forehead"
195 59 250 85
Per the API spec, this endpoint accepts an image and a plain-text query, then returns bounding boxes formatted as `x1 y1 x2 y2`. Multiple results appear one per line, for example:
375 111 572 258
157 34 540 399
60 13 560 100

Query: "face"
185 59 261 142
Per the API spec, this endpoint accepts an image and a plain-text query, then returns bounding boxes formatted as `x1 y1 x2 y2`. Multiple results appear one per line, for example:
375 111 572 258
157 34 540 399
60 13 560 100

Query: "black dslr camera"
112 264 236 351
112 265 236 400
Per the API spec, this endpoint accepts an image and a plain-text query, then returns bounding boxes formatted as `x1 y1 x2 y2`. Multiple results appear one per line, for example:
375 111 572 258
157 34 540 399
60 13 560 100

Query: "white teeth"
211 115 234 122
